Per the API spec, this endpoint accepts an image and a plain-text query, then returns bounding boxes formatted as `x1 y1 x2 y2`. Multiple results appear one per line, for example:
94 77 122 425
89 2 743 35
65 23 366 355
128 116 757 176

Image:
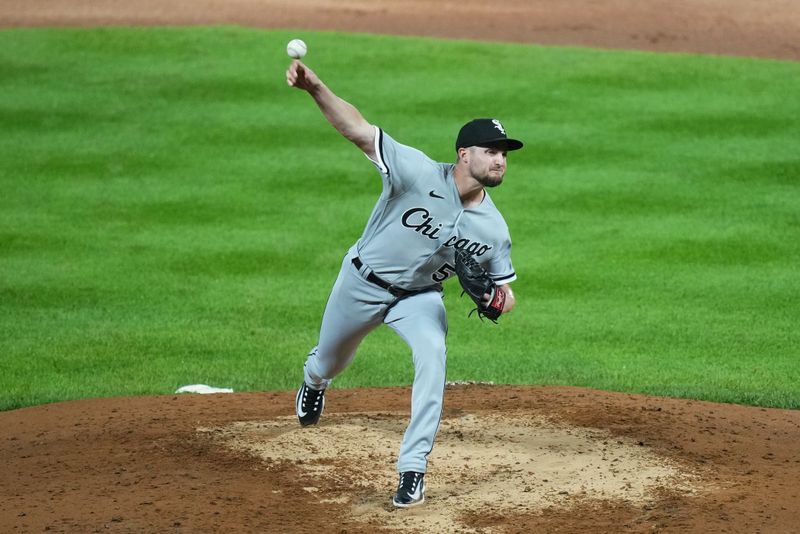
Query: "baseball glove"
453 248 505 322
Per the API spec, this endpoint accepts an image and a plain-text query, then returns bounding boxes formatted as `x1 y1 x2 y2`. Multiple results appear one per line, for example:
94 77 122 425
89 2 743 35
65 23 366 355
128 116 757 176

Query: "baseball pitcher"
286 59 522 508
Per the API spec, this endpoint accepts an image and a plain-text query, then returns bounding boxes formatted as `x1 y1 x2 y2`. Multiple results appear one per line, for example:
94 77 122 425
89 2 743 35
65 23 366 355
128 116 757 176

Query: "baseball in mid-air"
286 39 307 59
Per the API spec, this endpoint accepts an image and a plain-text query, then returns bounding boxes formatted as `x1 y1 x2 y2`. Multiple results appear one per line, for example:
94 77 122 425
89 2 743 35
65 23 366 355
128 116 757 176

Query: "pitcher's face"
467 146 507 187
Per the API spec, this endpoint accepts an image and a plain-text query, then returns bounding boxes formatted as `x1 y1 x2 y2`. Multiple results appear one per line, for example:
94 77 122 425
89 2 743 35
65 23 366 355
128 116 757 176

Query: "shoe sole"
392 495 425 509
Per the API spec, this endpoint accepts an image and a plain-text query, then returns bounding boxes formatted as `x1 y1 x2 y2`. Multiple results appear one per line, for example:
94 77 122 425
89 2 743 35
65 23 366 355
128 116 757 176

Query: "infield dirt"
3 386 799 532
1 1 799 532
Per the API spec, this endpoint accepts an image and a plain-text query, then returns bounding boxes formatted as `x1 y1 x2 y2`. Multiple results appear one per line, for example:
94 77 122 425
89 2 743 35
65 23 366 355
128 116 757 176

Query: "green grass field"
1 27 798 411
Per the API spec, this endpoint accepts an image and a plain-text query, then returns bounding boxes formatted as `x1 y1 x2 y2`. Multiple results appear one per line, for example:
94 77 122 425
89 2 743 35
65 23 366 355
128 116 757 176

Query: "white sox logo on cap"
491 119 506 135
455 118 523 151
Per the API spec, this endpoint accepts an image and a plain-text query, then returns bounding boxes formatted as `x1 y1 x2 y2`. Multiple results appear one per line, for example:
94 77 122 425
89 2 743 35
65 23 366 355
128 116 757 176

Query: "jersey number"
432 262 455 283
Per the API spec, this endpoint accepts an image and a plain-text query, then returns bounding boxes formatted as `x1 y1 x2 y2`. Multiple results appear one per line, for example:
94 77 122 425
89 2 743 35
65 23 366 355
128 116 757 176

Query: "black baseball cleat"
296 382 325 426
392 471 425 508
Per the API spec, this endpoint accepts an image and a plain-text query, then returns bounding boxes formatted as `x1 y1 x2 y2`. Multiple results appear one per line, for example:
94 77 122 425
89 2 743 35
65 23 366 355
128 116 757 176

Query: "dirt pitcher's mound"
210 412 699 532
2 385 799 533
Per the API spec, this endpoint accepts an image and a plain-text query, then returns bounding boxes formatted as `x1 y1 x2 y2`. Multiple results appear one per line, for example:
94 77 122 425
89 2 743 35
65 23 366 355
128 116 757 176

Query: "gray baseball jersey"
355 126 516 290
303 125 516 475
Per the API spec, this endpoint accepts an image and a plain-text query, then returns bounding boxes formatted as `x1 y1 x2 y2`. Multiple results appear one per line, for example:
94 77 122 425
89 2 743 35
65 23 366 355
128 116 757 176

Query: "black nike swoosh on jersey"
428 190 445 199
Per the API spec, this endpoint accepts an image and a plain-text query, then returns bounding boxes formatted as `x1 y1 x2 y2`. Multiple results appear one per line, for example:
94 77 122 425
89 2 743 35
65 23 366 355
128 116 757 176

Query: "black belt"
351 257 415 298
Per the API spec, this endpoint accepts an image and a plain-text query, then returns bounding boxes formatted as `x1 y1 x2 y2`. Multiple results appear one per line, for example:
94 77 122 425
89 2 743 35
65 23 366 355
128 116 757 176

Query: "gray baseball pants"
303 251 447 474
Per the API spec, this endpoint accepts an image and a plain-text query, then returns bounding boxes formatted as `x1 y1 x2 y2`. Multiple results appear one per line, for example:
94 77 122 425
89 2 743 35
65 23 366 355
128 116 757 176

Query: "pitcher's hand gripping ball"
454 248 505 322
286 39 307 59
